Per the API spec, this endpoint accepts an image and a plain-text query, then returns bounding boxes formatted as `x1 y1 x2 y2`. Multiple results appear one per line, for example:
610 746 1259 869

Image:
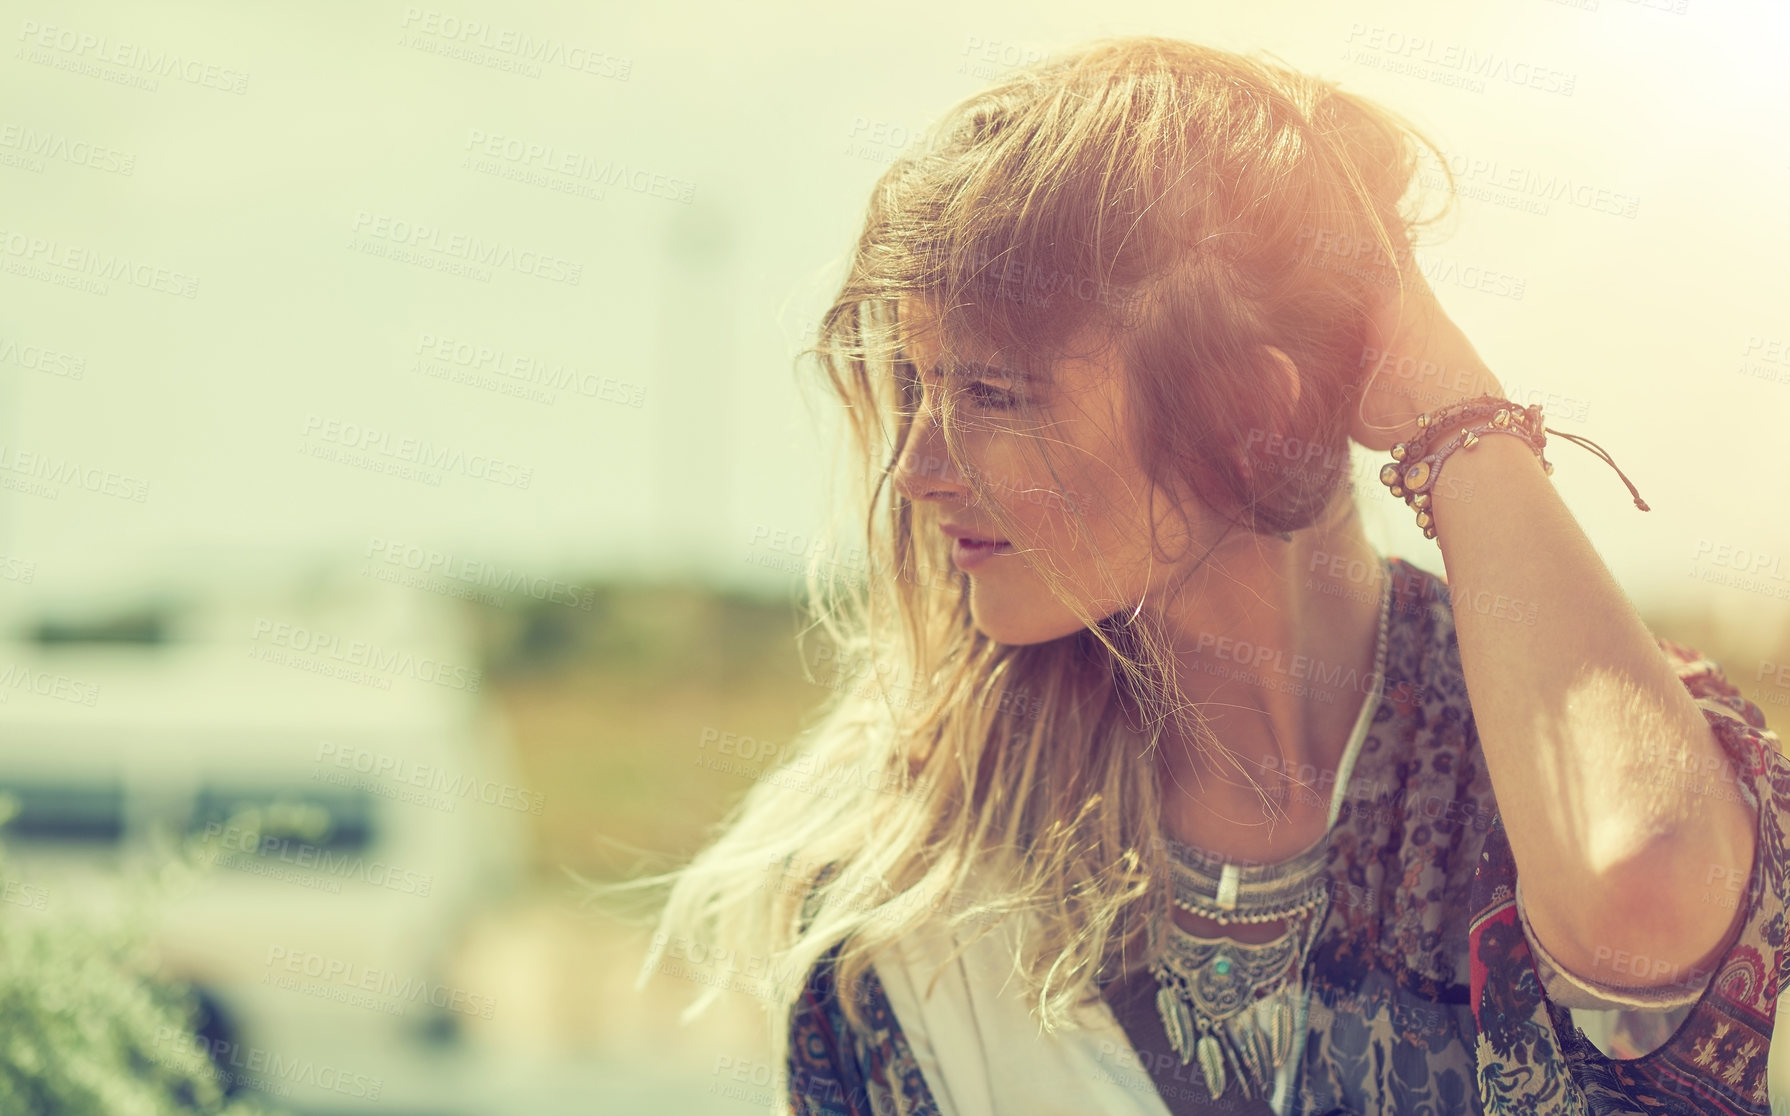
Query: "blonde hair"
622 34 1458 1096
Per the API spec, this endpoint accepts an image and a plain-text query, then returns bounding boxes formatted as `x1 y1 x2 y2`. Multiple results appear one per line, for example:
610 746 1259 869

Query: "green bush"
0 809 282 1116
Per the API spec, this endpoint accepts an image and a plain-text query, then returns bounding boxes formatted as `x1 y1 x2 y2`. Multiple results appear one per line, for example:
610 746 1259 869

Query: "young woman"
639 36 1785 1115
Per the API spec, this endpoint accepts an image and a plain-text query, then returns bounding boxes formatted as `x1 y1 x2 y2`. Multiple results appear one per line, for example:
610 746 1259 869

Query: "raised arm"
1347 265 1758 996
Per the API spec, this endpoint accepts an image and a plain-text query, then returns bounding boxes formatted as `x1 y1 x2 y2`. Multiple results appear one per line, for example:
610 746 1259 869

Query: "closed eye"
939 361 1028 412
896 351 1030 413
961 380 1021 411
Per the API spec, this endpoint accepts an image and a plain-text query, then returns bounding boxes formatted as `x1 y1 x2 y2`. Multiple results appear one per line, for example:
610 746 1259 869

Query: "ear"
1259 345 1303 412
1235 345 1303 466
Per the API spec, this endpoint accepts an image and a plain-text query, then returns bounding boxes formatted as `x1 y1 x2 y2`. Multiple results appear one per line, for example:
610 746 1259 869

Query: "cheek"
969 450 1092 545
998 457 1152 574
968 415 1157 573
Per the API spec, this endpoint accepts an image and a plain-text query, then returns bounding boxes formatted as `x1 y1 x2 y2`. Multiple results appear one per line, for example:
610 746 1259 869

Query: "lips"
947 532 1013 569
940 525 1007 545
941 523 1012 568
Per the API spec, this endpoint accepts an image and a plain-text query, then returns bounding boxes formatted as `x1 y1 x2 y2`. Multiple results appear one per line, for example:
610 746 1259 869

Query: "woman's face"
891 296 1208 644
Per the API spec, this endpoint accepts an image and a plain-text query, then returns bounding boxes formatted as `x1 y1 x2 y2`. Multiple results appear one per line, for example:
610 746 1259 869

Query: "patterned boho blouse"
783 556 1788 1115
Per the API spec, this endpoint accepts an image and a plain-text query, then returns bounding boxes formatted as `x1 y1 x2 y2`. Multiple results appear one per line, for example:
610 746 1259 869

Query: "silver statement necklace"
1148 559 1391 1106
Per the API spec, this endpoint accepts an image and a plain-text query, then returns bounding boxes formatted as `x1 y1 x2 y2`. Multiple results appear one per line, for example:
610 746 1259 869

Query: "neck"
1149 500 1386 847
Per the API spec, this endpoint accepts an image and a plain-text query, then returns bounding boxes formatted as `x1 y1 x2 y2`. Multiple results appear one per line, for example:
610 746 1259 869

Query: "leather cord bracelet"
1379 395 1650 540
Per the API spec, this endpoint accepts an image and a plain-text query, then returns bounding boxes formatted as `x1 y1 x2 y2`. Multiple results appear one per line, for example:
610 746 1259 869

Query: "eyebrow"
899 351 1034 384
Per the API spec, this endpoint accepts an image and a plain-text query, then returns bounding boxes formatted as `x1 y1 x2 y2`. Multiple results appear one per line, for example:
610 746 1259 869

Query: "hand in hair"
1347 257 1505 452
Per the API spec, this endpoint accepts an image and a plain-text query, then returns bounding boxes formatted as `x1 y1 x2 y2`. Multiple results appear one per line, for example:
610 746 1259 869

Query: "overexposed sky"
3 0 1787 633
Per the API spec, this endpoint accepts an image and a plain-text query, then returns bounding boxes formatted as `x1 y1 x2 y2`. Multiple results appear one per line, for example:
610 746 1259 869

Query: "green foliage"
469 578 804 682
0 799 283 1116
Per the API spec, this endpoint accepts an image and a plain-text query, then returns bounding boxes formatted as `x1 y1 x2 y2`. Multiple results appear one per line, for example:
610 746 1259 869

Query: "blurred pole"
652 204 736 586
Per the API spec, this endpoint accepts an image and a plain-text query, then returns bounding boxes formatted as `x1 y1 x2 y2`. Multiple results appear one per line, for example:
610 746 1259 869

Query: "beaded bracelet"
1378 396 1650 540
1400 398 1549 471
1398 394 1530 452
1380 405 1548 539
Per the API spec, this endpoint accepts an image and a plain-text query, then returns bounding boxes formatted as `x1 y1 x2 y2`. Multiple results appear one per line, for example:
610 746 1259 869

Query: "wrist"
1426 424 1541 506
1428 427 1557 547
1382 401 1548 538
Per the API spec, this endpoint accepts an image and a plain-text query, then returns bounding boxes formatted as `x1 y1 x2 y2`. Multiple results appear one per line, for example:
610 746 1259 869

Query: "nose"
891 391 972 506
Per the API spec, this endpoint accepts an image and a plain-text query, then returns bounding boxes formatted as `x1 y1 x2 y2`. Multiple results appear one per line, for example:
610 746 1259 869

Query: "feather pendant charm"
1156 983 1191 1063
1197 1032 1226 1100
1175 996 1195 1060
1233 1024 1263 1098
1270 996 1290 1065
1245 1023 1271 1094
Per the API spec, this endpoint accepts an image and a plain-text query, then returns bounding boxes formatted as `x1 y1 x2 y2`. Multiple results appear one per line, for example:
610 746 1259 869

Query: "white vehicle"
0 565 532 1113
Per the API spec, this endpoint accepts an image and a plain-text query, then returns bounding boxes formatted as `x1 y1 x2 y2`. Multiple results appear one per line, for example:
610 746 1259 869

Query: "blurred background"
1 0 1786 1112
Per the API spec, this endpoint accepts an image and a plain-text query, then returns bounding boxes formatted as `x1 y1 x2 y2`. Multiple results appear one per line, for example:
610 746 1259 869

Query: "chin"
967 595 1079 647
